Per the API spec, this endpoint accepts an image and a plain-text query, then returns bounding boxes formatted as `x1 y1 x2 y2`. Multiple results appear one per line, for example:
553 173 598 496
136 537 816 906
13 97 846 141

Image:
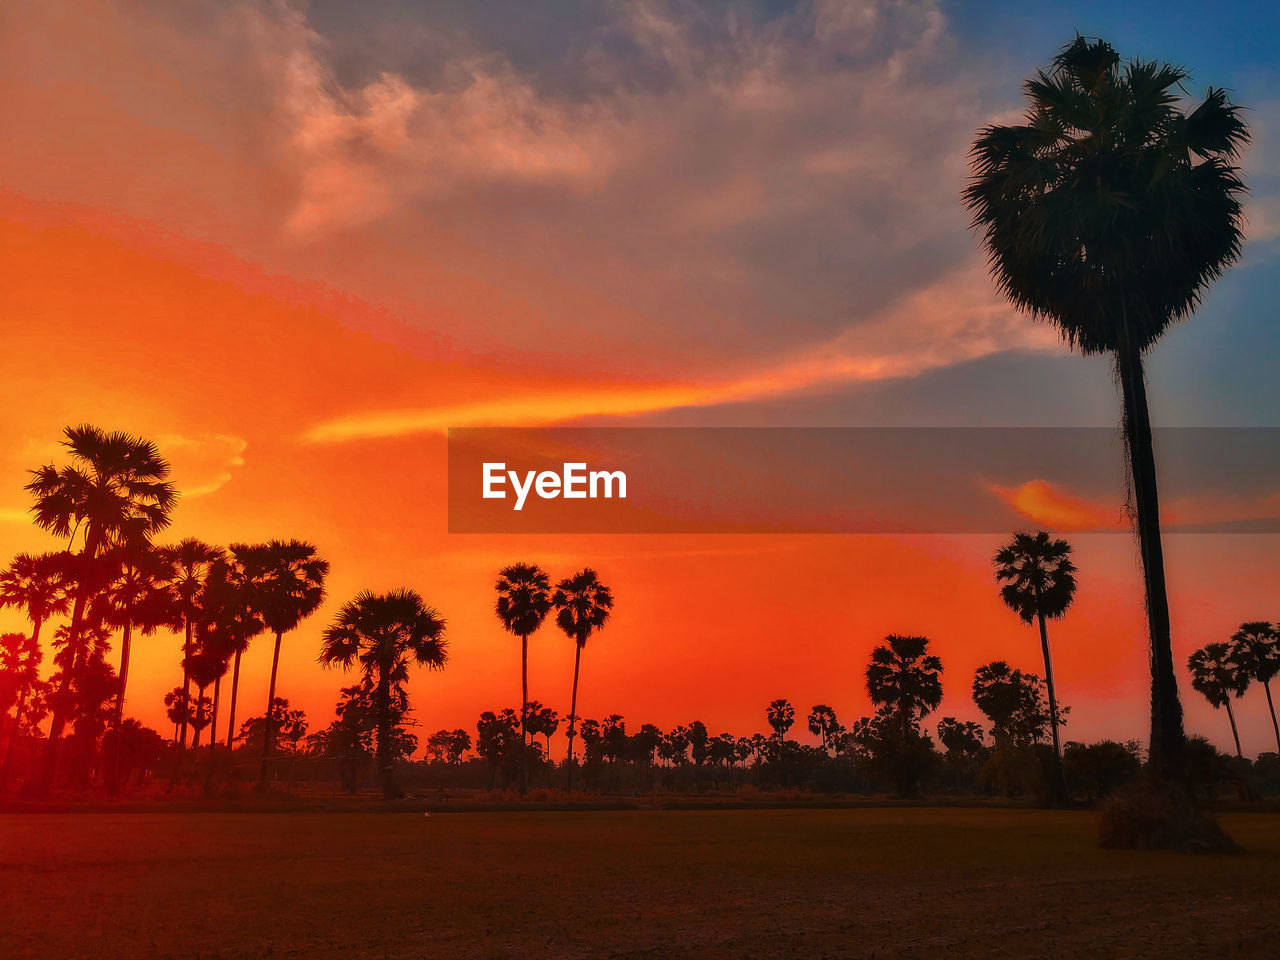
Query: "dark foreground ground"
2 808 1277 959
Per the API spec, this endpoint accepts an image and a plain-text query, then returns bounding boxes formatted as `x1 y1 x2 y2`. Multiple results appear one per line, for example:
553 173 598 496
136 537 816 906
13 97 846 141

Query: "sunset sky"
2 1 1278 757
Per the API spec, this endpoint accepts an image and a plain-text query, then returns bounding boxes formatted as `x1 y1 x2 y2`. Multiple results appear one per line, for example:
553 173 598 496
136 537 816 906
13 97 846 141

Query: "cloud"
990 479 1123 531
303 262 1062 442
156 434 247 497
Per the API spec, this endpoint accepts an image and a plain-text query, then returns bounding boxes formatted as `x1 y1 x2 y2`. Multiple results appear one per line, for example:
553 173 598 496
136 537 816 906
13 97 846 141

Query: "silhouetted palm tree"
25 426 176 790
158 538 225 748
0 552 70 652
251 540 328 789
867 634 943 794
552 568 613 791
767 699 795 740
993 531 1076 804
1188 643 1249 758
1230 622 1280 753
320 589 447 799
494 563 551 795
807 704 838 751
214 545 269 748
965 37 1249 781
98 543 178 792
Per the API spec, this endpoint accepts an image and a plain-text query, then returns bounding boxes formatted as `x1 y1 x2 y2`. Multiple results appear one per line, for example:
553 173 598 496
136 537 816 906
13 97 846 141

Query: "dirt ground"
1 808 1277 959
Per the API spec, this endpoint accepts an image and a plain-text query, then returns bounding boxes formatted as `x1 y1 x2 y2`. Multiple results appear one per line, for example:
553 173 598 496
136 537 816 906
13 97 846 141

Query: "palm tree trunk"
226 649 243 748
376 665 400 800
566 641 583 792
192 686 206 749
1034 606 1070 806
178 617 193 748
210 675 221 752
520 633 529 796
1116 320 1184 780
40 552 96 793
105 620 133 795
258 630 283 791
1262 680 1280 755
1224 699 1243 759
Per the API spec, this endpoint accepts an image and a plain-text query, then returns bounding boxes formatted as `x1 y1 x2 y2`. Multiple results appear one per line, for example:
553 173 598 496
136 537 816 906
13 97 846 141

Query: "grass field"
2 808 1278 959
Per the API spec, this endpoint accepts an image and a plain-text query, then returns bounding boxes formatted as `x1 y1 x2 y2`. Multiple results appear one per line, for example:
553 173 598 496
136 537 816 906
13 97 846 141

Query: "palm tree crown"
866 635 944 726
0 552 70 632
495 564 552 637
964 36 1248 354
320 588 448 677
553 568 613 647
993 532 1076 623
26 425 176 550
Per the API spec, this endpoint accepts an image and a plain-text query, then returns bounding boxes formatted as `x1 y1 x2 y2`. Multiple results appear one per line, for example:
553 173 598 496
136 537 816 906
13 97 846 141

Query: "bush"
1098 778 1239 852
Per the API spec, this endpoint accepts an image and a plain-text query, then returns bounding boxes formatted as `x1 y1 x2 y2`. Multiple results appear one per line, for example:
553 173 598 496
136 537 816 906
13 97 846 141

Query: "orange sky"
2 1 1278 759
2 198 1277 756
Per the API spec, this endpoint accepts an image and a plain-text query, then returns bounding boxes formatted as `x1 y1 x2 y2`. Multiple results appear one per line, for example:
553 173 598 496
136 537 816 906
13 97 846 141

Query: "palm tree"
25 426 176 790
97 543 178 793
807 704 839 751
494 563 551 795
1230 622 1280 753
965 38 1249 781
0 631 42 792
214 545 269 748
185 645 228 750
993 531 1076 804
552 568 613 791
1188 643 1249 758
767 699 795 740
249 540 328 789
319 589 447 799
866 634 944 795
0 552 70 651
158 538 225 749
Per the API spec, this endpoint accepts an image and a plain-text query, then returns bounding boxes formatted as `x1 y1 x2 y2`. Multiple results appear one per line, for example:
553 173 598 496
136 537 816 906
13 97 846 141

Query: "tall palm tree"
1230 622 1280 754
97 543 178 793
214 545 269 748
866 634 944 795
767 699 795 740
1188 643 1250 758
251 540 328 788
0 631 42 792
319 589 447 799
185 645 228 750
993 531 1076 804
552 568 613 791
965 37 1249 781
158 538 225 748
494 563 551 795
807 704 839 752
25 426 176 790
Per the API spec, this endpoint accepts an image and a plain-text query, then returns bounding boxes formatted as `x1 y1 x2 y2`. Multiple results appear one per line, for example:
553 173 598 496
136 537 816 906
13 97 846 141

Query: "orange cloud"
990 479 1122 531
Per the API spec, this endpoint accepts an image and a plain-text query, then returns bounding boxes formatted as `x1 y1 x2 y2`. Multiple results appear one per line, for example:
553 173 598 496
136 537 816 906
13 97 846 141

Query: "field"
2 808 1278 959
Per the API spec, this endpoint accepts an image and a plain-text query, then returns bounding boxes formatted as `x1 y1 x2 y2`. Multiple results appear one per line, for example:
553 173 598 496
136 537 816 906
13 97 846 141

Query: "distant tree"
767 699 796 740
236 698 308 755
965 37 1249 785
523 700 560 760
1188 643 1250 758
320 589 446 799
25 426 175 791
866 635 943 795
937 717 985 759
476 708 521 788
201 549 267 748
495 563 552 795
552 568 613 791
807 704 839 752
972 661 1061 748
993 531 1076 804
1063 740 1141 801
1230 622 1280 753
